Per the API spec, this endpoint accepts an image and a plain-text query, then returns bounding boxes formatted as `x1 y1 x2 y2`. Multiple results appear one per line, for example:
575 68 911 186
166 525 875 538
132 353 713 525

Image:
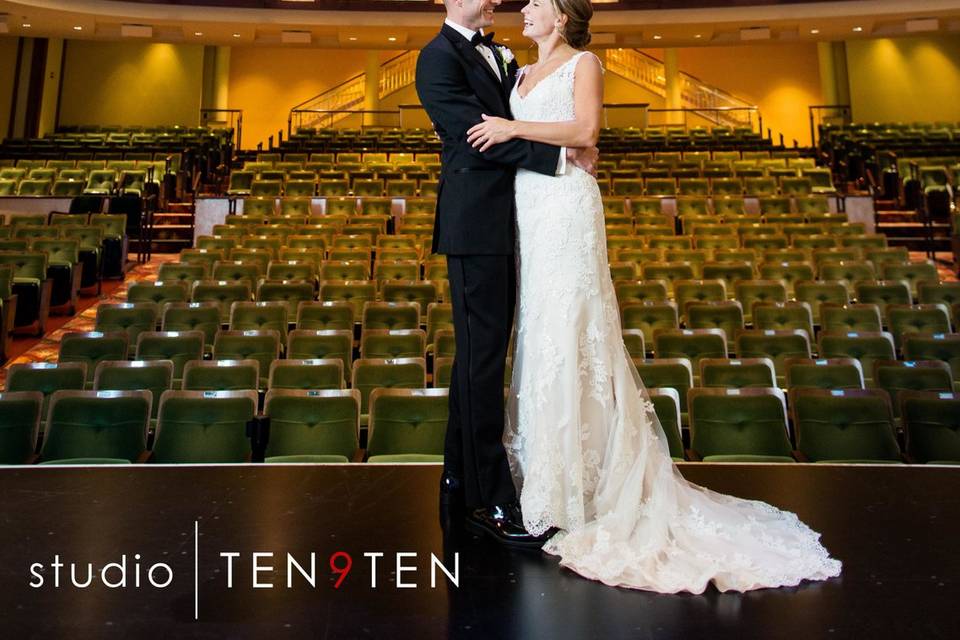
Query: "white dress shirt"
444 17 566 175
444 17 503 81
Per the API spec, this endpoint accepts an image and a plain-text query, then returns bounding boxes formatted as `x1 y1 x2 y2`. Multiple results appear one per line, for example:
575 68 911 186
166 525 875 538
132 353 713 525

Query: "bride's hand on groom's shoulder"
467 114 516 152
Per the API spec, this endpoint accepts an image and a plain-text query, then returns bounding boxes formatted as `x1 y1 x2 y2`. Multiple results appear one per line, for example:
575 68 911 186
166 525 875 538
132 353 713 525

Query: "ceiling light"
810 29 820 34
503 38 510 42
853 26 863 32
653 35 662 40
348 36 357 41
233 33 241 38
22 23 31 28
73 26 83 31
194 31 203 36
694 34 701 39
388 36 397 42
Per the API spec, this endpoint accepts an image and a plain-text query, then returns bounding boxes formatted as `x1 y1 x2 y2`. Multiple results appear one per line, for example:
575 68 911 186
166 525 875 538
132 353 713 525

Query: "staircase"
289 51 418 131
874 206 953 253
604 48 757 128
150 201 195 254
286 48 753 133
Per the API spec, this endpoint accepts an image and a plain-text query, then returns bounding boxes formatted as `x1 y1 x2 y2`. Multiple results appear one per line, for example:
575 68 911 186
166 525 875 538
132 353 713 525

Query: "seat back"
58 331 129 383
699 357 777 389
790 388 900 462
885 304 952 350
367 388 448 460
817 331 896 383
41 390 150 462
93 360 174 419
783 357 864 390
135 330 205 381
902 333 960 383
900 391 960 464
127 281 189 306
688 388 793 460
287 329 353 383
268 359 344 390
794 280 849 323
296 301 355 331
94 303 159 354
263 389 360 460
0 391 43 464
229 301 289 342
153 390 257 463
873 360 953 418
0 251 48 283
360 329 426 360
632 358 694 410
157 262 208 285
362 301 420 332
820 303 883 334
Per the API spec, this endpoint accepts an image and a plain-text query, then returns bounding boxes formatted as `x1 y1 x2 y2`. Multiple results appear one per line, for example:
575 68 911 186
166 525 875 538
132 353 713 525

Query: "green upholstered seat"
790 388 902 463
688 388 795 462
40 390 150 463
366 388 448 463
152 390 257 463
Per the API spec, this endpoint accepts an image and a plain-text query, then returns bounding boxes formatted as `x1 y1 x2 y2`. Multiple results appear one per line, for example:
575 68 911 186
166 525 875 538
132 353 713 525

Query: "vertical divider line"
194 519 199 621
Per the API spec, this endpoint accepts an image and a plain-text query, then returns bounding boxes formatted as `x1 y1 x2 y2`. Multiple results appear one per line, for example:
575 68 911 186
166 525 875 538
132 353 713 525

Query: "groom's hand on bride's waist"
567 146 599 177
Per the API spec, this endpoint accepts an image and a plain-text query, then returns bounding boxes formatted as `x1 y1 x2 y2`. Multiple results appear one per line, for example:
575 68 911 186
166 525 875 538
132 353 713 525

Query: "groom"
416 0 598 547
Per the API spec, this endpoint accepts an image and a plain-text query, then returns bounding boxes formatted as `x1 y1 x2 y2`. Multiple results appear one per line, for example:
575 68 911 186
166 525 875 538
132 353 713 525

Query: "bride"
465 0 842 593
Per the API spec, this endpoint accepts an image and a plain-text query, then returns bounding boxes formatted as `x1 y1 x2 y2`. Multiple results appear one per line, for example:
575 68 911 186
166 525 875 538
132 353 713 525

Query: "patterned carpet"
1 251 956 390
0 254 174 389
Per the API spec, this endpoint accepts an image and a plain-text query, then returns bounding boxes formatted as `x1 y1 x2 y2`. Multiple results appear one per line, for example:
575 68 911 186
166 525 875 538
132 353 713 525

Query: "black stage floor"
0 463 956 639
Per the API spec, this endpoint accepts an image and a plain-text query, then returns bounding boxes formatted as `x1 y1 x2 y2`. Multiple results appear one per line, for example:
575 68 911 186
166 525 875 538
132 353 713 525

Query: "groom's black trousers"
445 254 518 509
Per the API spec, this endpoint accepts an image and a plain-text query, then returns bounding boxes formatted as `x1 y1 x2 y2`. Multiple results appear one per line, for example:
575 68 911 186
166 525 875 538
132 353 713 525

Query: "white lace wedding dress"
503 51 842 593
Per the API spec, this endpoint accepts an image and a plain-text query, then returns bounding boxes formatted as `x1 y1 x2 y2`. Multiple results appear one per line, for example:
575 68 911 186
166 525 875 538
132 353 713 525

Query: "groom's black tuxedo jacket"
415 23 562 256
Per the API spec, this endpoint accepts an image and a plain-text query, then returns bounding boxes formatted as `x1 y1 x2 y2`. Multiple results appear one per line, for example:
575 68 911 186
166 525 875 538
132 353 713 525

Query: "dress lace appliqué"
503 51 842 593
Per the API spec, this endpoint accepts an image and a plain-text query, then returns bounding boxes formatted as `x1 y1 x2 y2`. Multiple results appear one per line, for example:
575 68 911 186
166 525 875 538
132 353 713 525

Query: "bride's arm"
467 53 603 152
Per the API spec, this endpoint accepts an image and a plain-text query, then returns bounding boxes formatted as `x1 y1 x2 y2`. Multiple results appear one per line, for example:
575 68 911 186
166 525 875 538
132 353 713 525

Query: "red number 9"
330 551 352 589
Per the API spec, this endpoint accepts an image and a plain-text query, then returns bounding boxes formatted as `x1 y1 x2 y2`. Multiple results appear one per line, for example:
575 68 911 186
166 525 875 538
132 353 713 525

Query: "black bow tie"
471 31 495 47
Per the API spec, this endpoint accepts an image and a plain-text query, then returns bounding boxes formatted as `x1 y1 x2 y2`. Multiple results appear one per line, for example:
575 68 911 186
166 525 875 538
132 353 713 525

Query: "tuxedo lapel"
440 24 509 113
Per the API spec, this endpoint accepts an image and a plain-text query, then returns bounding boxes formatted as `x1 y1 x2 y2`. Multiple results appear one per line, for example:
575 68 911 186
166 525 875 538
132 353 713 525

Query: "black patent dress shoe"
465 503 552 549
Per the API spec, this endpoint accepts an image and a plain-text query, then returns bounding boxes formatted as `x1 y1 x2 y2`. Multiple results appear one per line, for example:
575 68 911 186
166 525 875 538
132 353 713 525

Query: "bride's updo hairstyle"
551 0 593 49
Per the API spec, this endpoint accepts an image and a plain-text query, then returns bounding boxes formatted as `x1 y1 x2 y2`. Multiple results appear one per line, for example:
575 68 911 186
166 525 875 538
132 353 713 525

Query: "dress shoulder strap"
570 50 604 74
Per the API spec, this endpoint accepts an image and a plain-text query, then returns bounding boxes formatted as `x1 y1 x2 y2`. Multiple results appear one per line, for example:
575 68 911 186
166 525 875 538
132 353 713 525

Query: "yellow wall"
0 36 20 141
846 34 960 124
59 40 204 128
45 39 830 145
228 47 397 148
676 43 823 146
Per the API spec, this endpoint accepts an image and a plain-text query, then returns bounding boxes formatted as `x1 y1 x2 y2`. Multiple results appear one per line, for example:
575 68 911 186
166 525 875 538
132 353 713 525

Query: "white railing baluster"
604 49 756 129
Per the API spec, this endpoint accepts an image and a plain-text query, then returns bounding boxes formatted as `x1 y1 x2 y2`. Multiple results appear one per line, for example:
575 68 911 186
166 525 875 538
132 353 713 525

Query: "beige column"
37 37 63 137
815 41 851 142
817 41 838 105
663 48 682 125
213 46 231 112
9 38 34 138
363 50 381 128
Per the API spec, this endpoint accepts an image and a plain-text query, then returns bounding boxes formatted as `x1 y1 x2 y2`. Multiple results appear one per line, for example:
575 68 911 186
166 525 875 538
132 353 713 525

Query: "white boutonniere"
496 45 514 76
